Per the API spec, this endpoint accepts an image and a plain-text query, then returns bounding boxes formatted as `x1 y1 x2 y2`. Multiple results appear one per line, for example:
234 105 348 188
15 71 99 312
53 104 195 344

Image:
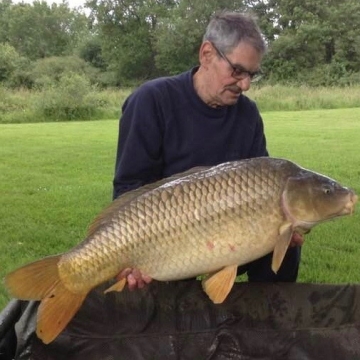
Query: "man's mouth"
226 87 242 95
229 89 241 96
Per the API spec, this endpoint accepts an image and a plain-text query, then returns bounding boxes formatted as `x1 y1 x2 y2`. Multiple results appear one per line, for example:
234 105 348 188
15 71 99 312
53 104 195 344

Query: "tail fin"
37 280 87 344
5 255 62 300
5 255 87 344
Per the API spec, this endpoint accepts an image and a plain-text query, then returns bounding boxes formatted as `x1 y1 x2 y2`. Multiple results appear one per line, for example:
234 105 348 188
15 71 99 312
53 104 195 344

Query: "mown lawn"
0 107 359 309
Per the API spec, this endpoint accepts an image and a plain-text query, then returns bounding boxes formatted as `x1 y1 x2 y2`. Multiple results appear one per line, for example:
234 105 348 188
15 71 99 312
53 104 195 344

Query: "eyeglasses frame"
210 41 263 82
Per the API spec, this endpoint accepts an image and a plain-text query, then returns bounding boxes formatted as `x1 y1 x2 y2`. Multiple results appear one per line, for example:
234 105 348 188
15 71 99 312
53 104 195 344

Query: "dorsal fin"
87 166 209 236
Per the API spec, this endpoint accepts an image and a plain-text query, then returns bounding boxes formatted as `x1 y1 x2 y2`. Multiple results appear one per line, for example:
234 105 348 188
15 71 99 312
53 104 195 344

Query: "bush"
0 86 38 124
30 56 100 89
299 62 353 87
0 84 125 124
0 85 27 113
0 43 32 87
35 73 105 121
0 43 20 82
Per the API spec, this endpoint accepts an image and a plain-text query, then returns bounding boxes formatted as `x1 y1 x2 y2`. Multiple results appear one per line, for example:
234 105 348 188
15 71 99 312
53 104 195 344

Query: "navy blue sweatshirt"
113 67 268 200
112 68 301 283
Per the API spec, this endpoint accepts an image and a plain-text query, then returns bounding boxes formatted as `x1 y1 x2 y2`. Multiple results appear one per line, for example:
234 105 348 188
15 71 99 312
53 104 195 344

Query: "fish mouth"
293 191 358 231
341 192 358 215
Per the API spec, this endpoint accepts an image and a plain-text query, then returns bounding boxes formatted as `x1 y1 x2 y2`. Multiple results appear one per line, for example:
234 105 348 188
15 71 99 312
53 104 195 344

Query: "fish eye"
323 186 332 195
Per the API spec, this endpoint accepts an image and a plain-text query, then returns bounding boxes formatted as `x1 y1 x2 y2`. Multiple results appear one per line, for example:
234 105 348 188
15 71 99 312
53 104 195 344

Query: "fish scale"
67 161 280 283
5 157 357 344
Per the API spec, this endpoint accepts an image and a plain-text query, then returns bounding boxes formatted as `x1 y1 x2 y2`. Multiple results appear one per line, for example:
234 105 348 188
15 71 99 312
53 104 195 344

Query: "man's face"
205 41 262 107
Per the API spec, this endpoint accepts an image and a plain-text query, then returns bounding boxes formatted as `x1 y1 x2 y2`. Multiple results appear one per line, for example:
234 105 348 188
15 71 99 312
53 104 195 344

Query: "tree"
1 0 359 86
0 0 12 43
0 42 31 87
0 43 21 82
154 0 244 75
87 0 245 82
86 0 177 84
260 0 360 84
243 0 281 43
5 1 89 60
78 36 107 70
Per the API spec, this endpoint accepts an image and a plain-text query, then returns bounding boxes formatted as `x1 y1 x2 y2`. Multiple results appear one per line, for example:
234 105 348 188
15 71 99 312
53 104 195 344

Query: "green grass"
249 84 360 112
264 108 360 284
0 120 118 308
1 108 360 310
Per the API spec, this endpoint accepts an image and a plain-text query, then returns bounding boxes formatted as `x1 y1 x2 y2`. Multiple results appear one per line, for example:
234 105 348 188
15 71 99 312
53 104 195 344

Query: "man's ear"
199 41 215 69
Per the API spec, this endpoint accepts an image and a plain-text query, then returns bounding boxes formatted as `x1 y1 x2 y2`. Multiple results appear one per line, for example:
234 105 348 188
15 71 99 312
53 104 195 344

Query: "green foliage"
0 85 37 123
247 84 360 111
78 36 107 70
86 0 174 84
301 62 351 87
261 0 360 84
0 85 24 113
243 0 281 42
4 1 89 60
0 85 131 124
0 0 11 43
88 0 246 81
0 43 19 82
1 0 360 86
34 73 102 120
86 0 360 85
153 0 238 74
2 85 360 124
0 43 35 88
30 55 99 88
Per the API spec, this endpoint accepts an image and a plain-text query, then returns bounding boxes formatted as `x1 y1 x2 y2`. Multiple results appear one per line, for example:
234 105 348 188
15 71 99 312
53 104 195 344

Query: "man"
113 11 304 290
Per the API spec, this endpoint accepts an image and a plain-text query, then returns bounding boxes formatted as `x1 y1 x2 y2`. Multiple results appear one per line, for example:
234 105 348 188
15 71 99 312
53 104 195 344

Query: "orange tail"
5 255 87 344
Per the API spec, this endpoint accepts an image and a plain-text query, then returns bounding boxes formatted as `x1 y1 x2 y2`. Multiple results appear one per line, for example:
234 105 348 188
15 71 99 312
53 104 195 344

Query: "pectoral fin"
104 278 127 294
202 265 237 304
271 222 293 273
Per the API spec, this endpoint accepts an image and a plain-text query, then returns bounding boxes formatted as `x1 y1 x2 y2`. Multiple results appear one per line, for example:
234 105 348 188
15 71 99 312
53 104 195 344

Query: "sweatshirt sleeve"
112 85 164 200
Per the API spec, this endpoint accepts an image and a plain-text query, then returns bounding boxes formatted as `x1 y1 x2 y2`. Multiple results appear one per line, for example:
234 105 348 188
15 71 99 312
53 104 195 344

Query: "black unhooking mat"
1 281 360 360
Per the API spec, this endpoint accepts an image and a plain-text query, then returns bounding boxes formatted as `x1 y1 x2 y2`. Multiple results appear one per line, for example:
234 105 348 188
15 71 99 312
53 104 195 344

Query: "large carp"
5 157 357 344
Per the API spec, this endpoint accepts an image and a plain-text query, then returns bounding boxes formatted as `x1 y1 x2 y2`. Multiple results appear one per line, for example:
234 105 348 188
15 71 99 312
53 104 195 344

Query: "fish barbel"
5 157 357 344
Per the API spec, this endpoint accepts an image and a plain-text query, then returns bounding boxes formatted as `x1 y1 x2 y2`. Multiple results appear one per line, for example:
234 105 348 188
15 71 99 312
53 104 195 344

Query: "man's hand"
290 232 305 247
116 268 153 291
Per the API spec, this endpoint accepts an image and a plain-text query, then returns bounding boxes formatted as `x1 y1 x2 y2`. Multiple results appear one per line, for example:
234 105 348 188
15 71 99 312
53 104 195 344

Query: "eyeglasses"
211 42 263 83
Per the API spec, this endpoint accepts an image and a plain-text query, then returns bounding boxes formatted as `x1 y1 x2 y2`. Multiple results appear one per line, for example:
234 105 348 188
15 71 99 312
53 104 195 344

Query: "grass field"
1 107 360 310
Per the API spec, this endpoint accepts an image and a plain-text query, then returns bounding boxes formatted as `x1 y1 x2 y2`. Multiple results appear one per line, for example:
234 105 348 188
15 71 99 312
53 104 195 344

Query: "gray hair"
203 11 266 55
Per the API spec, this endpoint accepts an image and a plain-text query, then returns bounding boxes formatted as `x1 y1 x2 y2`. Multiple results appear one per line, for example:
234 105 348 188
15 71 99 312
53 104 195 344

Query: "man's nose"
236 76 251 91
